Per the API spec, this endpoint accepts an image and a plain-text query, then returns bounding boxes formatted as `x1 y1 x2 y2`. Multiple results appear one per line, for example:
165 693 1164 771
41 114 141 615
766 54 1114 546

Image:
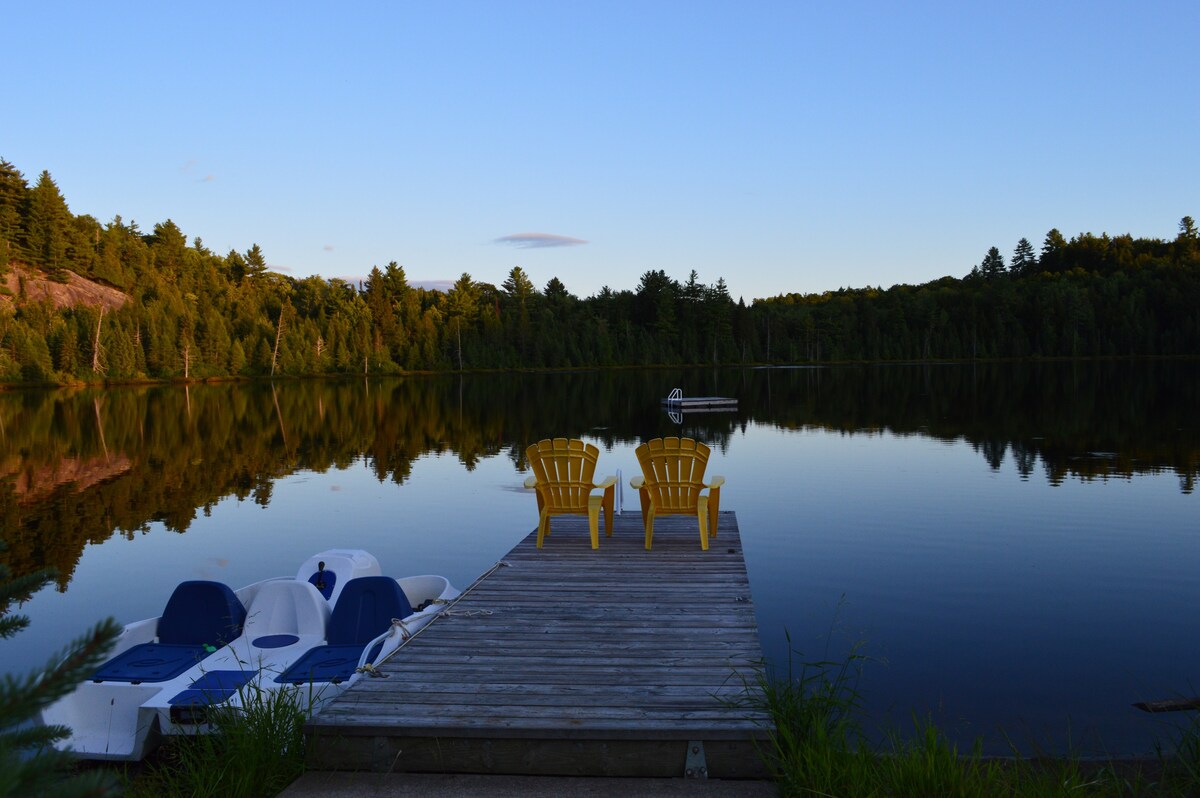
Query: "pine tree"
1041 228 1067 273
0 159 30 271
0 539 123 796
230 338 248 374
1011 237 1037 276
446 273 480 370
244 244 268 281
1178 216 1198 263
25 171 73 279
979 246 1006 280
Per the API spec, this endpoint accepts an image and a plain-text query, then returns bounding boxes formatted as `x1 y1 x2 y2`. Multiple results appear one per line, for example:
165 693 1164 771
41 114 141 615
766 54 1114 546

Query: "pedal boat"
40 549 458 761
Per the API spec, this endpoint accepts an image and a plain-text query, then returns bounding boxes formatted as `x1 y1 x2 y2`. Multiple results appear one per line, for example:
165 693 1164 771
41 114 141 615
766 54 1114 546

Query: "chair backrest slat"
635 436 711 513
527 437 601 513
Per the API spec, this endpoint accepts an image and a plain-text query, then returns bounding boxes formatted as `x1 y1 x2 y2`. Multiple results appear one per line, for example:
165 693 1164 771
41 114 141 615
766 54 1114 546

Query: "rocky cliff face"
1 265 130 311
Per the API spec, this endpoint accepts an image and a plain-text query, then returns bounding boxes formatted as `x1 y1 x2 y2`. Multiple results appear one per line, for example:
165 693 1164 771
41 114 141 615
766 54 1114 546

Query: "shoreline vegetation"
1 158 1198 387
104 653 1199 798
739 647 1200 797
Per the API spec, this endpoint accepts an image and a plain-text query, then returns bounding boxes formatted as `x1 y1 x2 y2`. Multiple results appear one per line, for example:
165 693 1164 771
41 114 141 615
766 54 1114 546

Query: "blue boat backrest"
157 580 247 647
327 576 413 646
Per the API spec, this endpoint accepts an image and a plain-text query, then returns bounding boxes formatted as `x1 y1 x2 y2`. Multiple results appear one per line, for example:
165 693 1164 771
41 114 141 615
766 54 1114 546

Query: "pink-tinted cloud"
494 232 587 249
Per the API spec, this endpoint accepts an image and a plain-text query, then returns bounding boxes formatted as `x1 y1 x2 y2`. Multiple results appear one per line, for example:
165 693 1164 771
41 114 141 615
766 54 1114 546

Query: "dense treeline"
1 157 1197 384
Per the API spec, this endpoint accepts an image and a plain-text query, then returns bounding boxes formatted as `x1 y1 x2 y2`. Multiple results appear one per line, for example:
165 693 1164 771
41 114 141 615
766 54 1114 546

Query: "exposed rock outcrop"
1 265 130 312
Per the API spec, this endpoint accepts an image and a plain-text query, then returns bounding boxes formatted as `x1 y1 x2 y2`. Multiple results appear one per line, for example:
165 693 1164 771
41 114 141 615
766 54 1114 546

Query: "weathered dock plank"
304 512 772 778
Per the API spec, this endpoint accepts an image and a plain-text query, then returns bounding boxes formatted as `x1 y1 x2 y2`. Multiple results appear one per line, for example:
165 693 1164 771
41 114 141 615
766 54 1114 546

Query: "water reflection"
3 361 1199 756
1 361 1197 588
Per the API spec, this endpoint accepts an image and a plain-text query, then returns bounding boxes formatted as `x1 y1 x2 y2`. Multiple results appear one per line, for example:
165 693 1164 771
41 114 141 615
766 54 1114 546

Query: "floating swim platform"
661 387 738 411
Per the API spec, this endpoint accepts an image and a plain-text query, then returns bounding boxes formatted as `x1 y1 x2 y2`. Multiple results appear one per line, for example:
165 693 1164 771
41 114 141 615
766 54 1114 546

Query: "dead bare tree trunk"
92 307 104 373
271 309 285 377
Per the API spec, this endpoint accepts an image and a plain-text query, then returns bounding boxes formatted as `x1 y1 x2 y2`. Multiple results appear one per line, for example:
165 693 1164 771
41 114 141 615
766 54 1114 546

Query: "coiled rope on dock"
356 560 510 677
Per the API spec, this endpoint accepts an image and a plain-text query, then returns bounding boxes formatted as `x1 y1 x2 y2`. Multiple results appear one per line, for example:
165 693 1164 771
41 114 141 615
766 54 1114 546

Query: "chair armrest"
594 475 617 489
707 475 726 489
630 475 646 489
523 476 538 489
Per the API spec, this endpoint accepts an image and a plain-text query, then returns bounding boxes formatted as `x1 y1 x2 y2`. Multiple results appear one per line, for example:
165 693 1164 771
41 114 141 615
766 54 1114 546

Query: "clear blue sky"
5 1 1197 301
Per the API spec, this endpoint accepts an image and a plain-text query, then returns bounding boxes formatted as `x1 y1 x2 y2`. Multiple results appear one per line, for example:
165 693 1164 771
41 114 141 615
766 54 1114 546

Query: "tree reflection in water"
1 361 1196 587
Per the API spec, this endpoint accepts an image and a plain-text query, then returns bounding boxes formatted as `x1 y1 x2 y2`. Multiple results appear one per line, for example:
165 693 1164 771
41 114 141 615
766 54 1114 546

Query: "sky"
4 1 1198 302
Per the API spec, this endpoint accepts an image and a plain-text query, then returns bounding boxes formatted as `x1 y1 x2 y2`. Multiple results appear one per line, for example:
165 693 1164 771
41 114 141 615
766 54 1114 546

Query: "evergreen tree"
1011 237 1037 276
0 159 29 271
230 338 248 374
1040 228 1067 273
501 267 536 364
51 322 79 375
979 246 1006 280
25 171 73 280
1180 216 1198 240
0 538 123 796
634 270 679 347
446 273 480 370
1178 216 1198 263
363 266 398 366
705 277 734 363
226 248 249 283
244 243 268 281
104 320 138 378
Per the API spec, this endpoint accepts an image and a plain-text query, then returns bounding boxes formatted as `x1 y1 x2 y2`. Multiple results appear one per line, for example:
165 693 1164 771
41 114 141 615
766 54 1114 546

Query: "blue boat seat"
92 581 247 683
276 576 413 685
167 670 258 725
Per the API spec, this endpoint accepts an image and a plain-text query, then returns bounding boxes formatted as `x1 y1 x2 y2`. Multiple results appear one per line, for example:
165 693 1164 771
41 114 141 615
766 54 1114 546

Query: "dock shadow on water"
2 361 1198 759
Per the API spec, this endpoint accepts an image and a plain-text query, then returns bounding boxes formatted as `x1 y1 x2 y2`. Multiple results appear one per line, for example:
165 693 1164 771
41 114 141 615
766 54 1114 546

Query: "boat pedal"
170 704 211 725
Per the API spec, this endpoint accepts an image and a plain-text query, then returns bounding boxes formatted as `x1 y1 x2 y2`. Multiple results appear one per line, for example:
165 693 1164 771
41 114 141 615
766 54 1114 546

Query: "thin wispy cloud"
494 232 587 249
181 160 214 183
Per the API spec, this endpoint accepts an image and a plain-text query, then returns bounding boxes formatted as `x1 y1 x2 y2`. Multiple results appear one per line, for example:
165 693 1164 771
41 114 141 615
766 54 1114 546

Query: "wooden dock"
305 512 772 778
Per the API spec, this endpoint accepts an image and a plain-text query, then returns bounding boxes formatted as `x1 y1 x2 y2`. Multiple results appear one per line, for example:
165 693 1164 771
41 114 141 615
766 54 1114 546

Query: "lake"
2 361 1197 756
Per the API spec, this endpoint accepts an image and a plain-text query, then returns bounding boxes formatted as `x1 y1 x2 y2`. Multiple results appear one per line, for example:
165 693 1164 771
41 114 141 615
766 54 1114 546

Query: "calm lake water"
3 362 1198 756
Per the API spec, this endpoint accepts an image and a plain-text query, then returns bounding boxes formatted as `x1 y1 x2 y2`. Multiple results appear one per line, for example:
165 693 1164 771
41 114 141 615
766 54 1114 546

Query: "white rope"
441 608 493 618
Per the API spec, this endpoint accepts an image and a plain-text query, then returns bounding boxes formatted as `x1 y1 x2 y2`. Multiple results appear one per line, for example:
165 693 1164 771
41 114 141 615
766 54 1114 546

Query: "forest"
1 156 1198 384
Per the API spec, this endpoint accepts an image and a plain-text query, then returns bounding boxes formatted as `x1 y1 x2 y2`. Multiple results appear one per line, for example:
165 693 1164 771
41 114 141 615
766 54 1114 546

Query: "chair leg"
536 511 551 548
707 486 721 540
587 495 602 549
644 507 656 550
696 496 710 551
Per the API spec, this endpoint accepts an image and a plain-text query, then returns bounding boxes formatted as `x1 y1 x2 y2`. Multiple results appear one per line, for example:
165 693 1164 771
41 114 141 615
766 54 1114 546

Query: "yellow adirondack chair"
631 437 725 550
524 438 617 549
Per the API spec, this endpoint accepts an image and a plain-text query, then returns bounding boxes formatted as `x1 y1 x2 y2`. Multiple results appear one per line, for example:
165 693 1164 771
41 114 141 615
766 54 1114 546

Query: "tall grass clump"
125 683 310 798
738 633 1200 797
1158 713 1200 792
737 634 877 796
